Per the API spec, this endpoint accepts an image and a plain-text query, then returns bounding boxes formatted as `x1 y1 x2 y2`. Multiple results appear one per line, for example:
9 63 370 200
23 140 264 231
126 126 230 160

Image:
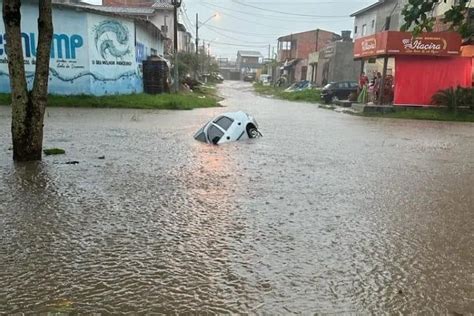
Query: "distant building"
0 1 166 95
236 50 262 78
314 31 361 86
217 58 239 80
102 0 156 7
277 29 341 83
99 0 193 54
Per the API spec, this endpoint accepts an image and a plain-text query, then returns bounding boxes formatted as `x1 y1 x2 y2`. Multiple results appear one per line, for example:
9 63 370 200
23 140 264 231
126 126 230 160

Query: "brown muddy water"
0 82 473 314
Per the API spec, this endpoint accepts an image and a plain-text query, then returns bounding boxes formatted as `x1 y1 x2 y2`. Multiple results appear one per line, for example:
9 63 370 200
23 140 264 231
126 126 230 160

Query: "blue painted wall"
0 2 164 95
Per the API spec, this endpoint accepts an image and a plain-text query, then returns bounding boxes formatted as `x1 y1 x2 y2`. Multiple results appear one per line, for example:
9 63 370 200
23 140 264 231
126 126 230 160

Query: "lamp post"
171 0 182 93
195 13 217 79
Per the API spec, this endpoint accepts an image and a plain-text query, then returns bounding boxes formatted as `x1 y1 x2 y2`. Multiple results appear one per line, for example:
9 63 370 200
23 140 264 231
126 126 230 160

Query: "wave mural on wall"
0 69 137 82
93 20 131 60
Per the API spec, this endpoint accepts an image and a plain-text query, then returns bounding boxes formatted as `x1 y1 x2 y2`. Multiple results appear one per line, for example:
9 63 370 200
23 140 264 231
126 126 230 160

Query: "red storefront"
354 31 472 106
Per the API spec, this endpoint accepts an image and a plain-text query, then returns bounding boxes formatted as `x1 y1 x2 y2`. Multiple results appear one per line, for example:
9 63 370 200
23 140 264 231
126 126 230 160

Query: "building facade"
0 1 166 95
236 50 262 78
277 29 341 83
351 0 408 40
315 40 361 86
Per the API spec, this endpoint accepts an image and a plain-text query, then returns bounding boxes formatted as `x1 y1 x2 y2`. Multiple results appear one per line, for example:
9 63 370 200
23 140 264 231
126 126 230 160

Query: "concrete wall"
149 12 173 53
0 2 162 95
353 11 377 39
353 0 408 39
315 41 361 86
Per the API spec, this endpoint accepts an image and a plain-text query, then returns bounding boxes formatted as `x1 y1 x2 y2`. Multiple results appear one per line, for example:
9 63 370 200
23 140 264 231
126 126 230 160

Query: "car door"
212 116 236 144
336 82 348 99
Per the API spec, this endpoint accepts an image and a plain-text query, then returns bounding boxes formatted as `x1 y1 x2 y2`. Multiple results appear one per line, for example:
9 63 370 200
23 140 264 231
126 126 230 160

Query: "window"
281 41 292 50
337 82 349 88
371 19 375 29
354 26 358 34
214 116 234 131
207 125 224 144
195 132 206 142
349 82 359 88
362 24 367 36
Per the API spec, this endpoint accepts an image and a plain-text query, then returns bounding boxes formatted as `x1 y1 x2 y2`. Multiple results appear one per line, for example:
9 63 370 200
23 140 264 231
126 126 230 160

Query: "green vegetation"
43 148 65 155
432 86 474 113
254 83 321 103
401 0 472 37
359 107 474 122
0 89 220 110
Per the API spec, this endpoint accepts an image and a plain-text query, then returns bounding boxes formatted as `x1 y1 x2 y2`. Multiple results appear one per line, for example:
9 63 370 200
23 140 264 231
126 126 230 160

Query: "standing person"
357 72 369 104
358 72 368 93
374 72 382 102
357 72 369 94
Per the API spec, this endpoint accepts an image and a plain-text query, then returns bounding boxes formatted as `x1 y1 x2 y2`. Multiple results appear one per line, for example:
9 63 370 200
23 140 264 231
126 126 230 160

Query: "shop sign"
354 31 462 58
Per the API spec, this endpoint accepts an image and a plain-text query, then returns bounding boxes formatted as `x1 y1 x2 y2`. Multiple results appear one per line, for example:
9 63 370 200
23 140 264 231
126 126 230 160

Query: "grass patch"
253 83 321 103
0 90 220 110
360 107 474 122
44 148 65 155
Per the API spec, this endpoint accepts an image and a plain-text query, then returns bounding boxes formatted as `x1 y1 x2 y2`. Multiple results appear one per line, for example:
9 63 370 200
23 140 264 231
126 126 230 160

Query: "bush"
432 86 474 112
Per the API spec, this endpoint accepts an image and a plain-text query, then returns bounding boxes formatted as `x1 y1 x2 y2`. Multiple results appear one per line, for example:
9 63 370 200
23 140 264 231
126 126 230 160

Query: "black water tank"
143 56 169 94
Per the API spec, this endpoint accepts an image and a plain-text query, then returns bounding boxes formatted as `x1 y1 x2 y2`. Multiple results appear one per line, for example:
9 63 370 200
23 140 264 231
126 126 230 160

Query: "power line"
202 38 268 48
203 24 278 38
199 2 306 30
202 24 273 44
231 0 350 18
202 1 350 22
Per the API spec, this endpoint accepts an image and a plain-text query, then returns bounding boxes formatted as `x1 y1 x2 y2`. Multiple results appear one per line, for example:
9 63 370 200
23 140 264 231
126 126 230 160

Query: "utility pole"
195 13 199 79
171 0 182 93
268 44 271 60
202 40 206 74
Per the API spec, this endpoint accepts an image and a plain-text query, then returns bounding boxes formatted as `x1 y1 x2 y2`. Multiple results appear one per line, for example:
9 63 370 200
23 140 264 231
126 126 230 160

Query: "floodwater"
0 81 473 314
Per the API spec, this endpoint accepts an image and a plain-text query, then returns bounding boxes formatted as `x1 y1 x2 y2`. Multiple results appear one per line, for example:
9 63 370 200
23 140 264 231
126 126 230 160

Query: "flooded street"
0 81 473 314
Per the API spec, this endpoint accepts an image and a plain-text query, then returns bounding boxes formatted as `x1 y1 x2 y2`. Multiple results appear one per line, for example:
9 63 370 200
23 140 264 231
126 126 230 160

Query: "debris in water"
44 148 65 155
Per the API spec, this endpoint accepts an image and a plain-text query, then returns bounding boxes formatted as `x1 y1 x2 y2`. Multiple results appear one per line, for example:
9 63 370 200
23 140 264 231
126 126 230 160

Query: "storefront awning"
354 31 462 59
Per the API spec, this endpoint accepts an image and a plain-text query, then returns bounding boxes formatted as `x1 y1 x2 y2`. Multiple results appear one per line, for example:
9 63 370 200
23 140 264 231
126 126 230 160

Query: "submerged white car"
194 111 262 145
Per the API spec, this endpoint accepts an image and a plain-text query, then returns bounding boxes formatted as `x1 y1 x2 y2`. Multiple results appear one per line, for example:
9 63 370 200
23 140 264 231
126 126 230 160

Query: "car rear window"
207 125 224 143
214 116 234 131
195 132 206 142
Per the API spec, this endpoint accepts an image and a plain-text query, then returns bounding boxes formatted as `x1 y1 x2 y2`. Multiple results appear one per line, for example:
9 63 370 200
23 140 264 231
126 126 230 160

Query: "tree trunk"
2 0 53 161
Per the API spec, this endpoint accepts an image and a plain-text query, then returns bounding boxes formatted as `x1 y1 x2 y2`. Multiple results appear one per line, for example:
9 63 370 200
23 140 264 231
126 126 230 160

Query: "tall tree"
2 0 53 161
401 0 473 38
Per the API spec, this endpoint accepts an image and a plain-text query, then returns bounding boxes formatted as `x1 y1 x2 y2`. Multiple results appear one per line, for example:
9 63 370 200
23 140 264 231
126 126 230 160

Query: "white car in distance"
194 111 262 145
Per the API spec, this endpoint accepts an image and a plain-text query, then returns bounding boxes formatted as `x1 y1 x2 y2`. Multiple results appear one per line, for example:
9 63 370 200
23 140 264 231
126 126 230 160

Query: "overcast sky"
84 0 373 60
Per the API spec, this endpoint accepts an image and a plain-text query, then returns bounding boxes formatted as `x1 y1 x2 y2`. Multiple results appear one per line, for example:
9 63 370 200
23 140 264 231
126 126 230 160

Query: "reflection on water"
0 82 473 314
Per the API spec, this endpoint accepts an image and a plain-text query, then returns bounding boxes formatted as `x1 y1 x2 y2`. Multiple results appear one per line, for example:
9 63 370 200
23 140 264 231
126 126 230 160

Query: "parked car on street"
321 81 359 103
194 111 262 145
243 73 256 82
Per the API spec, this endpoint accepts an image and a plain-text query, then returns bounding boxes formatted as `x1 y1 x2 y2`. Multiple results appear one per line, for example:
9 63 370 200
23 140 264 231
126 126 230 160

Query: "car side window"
214 116 234 131
350 82 358 88
338 82 348 88
207 125 224 144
